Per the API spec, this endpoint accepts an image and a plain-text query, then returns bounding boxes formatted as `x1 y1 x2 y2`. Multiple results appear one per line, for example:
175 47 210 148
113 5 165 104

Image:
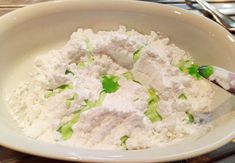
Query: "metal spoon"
198 65 235 95
185 0 235 33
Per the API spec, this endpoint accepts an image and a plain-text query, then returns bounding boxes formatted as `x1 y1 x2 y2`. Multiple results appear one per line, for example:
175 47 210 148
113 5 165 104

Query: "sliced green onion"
57 101 92 140
65 69 74 75
188 64 201 80
198 65 214 78
45 84 73 98
77 61 86 69
120 135 129 150
123 71 134 80
66 95 75 108
177 60 193 72
45 90 55 98
56 84 73 93
58 91 106 140
176 60 202 80
144 88 162 123
95 91 106 106
185 112 194 124
122 71 142 85
133 46 144 62
178 93 187 100
57 110 81 140
84 99 96 109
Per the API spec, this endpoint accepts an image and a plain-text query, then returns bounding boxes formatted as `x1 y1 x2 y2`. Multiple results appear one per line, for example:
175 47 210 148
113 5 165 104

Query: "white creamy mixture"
8 26 214 150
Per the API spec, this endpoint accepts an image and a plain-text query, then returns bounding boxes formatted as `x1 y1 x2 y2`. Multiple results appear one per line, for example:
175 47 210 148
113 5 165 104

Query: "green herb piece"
84 99 96 109
58 100 93 140
198 65 214 78
120 135 129 150
58 91 107 140
133 80 142 85
122 71 142 85
66 99 72 108
45 90 55 98
77 61 86 69
188 64 201 80
83 92 106 108
88 55 94 64
133 46 144 62
144 88 162 123
45 84 73 98
77 59 94 69
177 60 193 72
56 84 73 93
123 71 134 80
178 93 187 100
57 110 81 140
177 60 202 80
65 69 74 75
95 91 106 106
101 75 120 93
66 95 75 108
185 112 194 124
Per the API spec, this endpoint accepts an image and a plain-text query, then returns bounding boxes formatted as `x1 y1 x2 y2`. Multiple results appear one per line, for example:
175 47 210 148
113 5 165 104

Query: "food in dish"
7 26 214 150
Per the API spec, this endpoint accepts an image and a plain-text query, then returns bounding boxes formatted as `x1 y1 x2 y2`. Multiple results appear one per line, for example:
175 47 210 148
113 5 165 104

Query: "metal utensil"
186 0 235 32
198 65 235 95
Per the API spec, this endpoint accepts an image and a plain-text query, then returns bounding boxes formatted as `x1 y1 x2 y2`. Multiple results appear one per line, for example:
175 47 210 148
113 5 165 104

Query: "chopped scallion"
185 112 194 124
178 93 187 100
122 71 142 85
133 46 144 62
198 65 214 78
144 88 162 123
58 91 106 140
176 60 202 80
45 84 73 98
120 135 129 150
66 95 75 108
65 69 74 75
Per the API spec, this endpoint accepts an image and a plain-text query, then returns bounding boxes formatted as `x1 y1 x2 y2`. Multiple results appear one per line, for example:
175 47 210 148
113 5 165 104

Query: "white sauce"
6 26 214 150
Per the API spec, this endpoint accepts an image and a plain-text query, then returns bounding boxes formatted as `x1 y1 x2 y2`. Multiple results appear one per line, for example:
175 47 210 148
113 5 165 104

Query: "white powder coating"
8 26 214 150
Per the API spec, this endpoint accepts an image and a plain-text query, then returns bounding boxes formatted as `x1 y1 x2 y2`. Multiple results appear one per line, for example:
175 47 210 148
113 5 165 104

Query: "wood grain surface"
0 0 235 163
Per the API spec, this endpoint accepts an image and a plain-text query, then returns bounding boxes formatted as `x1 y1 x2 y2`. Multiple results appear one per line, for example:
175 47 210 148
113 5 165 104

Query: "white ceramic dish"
0 0 235 162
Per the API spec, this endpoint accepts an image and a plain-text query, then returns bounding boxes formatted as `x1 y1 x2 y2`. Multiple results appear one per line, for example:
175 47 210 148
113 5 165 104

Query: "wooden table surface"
0 0 235 163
